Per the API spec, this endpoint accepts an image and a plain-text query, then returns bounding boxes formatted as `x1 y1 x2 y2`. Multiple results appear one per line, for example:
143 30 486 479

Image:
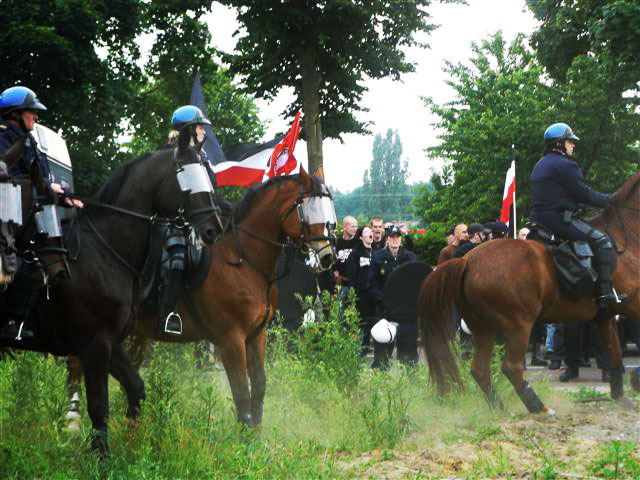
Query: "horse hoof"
544 407 556 416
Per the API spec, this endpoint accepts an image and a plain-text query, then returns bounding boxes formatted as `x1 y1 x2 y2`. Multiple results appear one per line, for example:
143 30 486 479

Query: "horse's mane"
232 174 301 223
87 148 171 213
614 171 640 206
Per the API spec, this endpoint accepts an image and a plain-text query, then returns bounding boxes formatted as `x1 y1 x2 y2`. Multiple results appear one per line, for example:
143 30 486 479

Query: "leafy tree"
0 0 148 195
1 1 265 196
219 0 438 175
527 0 640 92
418 33 562 226
527 0 640 192
363 129 410 220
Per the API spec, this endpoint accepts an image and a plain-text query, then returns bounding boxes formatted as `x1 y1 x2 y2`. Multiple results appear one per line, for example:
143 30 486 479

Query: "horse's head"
7 160 70 287
157 128 222 244
283 168 337 271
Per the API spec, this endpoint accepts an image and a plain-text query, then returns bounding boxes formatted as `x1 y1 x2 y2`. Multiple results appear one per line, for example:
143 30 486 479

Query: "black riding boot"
592 240 625 310
0 262 39 339
157 269 184 335
156 228 187 335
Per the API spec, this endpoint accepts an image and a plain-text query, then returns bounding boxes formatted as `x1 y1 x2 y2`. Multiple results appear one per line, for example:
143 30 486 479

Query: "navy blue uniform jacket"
0 120 51 181
530 152 610 213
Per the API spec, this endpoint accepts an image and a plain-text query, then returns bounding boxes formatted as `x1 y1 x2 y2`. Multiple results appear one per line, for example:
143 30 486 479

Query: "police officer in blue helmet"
530 122 626 312
155 105 224 335
0 86 83 339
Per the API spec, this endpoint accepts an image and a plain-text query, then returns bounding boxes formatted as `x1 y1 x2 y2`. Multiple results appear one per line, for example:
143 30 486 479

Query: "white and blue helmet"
544 123 579 145
171 105 211 131
0 86 47 116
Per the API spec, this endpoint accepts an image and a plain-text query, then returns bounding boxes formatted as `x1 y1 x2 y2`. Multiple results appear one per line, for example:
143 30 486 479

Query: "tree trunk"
298 45 323 176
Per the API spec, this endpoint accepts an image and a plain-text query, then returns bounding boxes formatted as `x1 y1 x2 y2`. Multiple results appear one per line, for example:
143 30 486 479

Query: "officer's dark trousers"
530 210 615 300
370 320 418 369
563 321 610 370
3 260 40 320
354 292 373 353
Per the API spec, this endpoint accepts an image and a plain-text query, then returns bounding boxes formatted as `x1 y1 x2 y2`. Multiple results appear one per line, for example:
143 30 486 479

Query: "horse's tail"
418 257 467 395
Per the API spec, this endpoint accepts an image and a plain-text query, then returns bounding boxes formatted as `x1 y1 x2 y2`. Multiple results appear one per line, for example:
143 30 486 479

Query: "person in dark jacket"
346 226 374 354
0 86 82 340
367 226 417 368
530 123 624 310
530 122 626 380
453 223 489 258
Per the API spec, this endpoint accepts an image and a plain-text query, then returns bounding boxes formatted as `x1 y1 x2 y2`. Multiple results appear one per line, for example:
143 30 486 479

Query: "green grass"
1 295 638 478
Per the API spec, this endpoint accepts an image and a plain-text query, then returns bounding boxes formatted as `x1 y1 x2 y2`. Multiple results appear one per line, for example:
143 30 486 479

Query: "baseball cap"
468 223 490 236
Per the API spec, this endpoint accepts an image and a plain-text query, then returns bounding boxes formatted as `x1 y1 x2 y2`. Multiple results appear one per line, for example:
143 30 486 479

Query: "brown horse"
68 168 336 427
418 171 639 413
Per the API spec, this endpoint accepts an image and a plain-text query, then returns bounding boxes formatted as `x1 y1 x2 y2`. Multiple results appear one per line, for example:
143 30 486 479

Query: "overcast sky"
206 0 539 193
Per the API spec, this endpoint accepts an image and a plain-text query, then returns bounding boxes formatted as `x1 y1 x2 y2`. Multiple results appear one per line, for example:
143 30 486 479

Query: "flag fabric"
190 71 226 165
213 112 302 187
500 160 517 238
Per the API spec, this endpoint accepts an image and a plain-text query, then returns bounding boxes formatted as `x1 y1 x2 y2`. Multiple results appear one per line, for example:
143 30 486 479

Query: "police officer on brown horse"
529 123 627 316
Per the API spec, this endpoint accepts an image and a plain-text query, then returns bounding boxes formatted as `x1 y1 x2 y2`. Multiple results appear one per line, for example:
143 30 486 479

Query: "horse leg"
66 356 83 428
109 343 146 419
246 329 267 425
80 341 112 457
127 332 151 370
596 317 624 399
471 329 503 409
218 332 253 427
501 325 546 413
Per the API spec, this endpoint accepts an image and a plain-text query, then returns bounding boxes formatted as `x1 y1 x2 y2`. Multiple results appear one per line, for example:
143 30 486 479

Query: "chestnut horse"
68 168 336 427
418 171 639 413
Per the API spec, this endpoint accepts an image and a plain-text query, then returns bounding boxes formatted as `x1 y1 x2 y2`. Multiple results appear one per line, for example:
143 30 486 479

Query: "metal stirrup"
164 312 183 335
16 321 25 341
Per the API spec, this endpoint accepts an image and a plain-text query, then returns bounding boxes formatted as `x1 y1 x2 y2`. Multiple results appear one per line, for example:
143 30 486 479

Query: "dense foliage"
219 0 438 175
0 0 263 196
414 28 639 227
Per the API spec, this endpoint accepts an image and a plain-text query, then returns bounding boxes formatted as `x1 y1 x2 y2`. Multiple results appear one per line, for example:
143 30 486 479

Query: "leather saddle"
526 222 598 301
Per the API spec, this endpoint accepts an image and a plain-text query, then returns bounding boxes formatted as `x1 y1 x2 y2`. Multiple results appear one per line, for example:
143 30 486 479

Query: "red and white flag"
213 112 301 187
499 160 516 237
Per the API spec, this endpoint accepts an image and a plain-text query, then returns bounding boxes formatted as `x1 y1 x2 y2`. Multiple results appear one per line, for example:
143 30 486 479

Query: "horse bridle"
82 147 220 278
231 179 336 280
15 183 70 286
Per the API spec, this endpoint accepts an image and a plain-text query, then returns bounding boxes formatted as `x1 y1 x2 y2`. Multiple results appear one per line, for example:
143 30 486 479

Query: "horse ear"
177 127 191 153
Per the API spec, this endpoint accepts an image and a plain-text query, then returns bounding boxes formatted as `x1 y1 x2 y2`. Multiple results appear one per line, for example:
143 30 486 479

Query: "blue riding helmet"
171 105 211 131
0 86 47 115
544 123 579 144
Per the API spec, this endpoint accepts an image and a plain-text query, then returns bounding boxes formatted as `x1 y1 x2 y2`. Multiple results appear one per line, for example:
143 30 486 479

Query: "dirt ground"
345 357 640 479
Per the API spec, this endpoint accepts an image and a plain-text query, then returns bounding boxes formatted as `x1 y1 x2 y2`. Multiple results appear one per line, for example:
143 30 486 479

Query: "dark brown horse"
418 171 639 413
69 167 336 427
1 128 221 455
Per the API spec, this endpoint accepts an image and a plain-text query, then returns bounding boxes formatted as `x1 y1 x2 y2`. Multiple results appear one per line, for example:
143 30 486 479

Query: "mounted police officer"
0 86 82 339
529 122 626 314
155 105 224 335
